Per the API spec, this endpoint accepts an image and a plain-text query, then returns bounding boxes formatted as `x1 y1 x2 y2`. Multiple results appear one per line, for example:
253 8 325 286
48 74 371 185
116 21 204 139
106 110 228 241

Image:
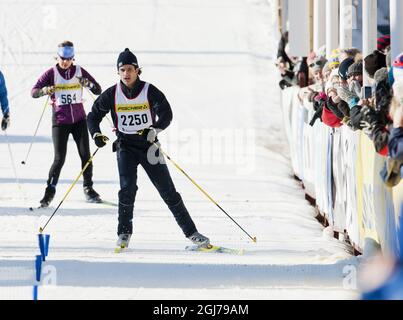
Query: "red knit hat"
377 35 391 52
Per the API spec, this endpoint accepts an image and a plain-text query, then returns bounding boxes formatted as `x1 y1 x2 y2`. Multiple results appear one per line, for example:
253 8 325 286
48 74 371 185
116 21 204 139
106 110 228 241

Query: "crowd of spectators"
276 33 403 187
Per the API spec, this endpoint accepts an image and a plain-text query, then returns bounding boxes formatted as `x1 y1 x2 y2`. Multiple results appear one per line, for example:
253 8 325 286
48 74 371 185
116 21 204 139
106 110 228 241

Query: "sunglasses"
58 56 73 61
309 61 325 68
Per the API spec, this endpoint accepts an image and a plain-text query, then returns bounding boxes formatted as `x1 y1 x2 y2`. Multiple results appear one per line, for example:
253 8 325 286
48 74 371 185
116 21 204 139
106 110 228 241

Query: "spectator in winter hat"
328 49 340 70
347 61 364 108
338 57 355 81
309 55 327 84
347 61 363 77
298 55 327 102
309 55 327 72
335 60 366 130
337 59 357 102
364 50 387 79
377 35 391 54
347 61 363 87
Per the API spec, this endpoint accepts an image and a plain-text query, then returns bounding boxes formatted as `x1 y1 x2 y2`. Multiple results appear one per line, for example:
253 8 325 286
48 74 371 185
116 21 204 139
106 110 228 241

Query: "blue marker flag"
33 285 38 300
38 234 46 261
44 234 50 257
35 255 42 282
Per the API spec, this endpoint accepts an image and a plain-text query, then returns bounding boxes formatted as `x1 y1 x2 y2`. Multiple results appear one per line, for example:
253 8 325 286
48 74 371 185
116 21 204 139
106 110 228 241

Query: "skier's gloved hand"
77 76 94 89
145 127 158 143
40 86 55 96
93 133 109 148
1 114 10 131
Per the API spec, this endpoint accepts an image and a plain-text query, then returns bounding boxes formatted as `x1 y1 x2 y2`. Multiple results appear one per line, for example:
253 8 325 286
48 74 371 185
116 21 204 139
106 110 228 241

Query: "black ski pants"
116 142 197 237
47 119 93 188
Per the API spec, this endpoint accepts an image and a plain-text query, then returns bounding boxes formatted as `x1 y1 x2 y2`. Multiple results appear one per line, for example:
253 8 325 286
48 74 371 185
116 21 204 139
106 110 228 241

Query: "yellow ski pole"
153 142 257 243
39 147 101 233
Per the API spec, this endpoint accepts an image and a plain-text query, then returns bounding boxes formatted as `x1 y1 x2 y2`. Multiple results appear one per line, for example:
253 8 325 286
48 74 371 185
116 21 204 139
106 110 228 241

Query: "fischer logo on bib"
53 66 83 106
115 82 153 134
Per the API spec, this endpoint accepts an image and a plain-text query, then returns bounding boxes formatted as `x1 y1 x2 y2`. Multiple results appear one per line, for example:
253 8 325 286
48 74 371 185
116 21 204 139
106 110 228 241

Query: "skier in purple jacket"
31 41 102 207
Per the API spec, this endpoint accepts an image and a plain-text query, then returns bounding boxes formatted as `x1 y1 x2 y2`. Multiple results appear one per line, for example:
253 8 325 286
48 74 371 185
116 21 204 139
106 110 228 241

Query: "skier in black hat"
87 48 210 250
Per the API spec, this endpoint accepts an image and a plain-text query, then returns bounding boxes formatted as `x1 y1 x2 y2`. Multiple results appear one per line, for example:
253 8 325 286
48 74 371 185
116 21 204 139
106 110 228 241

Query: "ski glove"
40 86 55 96
145 127 158 143
1 114 10 131
93 133 109 148
77 76 94 89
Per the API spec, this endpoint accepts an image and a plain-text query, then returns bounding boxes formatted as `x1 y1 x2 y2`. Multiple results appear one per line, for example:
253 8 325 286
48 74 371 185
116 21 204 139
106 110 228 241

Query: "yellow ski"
185 244 244 255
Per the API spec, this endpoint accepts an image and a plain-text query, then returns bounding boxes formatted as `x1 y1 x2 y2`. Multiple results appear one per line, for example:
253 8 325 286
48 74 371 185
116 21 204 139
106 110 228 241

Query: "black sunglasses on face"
309 61 325 68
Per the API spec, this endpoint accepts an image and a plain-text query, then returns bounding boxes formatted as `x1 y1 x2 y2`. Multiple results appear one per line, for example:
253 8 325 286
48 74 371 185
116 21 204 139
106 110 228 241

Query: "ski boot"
39 185 56 208
187 231 210 248
115 234 132 253
83 186 102 203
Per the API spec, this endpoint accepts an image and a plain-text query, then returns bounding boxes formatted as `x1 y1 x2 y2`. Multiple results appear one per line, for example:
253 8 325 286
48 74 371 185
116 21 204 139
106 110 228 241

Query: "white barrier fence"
281 86 403 255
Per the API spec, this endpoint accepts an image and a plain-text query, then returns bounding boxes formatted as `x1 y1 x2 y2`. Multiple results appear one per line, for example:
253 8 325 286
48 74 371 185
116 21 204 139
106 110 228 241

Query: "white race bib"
54 65 83 106
115 82 153 134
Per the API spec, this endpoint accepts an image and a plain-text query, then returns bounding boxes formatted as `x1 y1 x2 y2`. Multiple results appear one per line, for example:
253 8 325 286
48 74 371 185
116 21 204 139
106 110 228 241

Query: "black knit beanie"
117 48 138 69
338 57 355 80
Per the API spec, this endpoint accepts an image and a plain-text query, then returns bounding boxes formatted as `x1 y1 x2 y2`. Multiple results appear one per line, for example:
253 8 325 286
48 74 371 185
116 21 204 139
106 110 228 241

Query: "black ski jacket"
87 78 172 149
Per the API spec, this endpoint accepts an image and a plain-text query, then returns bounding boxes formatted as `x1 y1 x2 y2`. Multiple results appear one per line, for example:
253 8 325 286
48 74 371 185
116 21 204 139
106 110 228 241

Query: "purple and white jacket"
31 64 101 125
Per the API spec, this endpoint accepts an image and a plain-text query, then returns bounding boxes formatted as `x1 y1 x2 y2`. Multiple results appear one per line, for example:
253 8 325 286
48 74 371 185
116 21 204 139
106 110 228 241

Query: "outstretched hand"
93 133 109 148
